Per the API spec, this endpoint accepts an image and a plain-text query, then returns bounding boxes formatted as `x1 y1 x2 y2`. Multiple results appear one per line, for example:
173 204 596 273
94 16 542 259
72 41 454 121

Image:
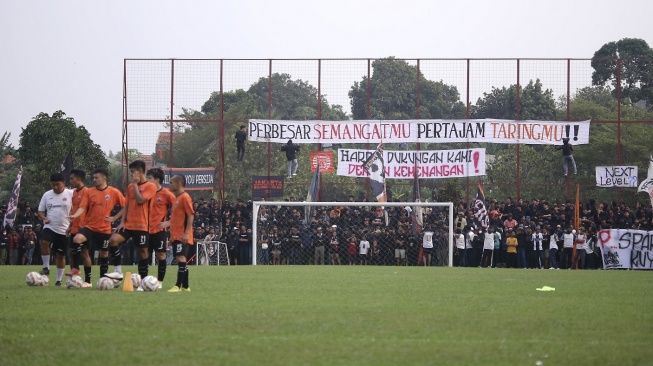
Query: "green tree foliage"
471 79 556 120
18 111 108 201
349 58 466 120
591 38 653 107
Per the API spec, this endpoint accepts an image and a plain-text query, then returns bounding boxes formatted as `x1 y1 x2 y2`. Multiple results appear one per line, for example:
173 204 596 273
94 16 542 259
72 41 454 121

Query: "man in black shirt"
555 137 577 177
235 125 247 162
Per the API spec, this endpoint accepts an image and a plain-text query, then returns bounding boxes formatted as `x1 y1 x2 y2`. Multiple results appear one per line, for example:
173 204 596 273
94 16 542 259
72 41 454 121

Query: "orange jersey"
83 186 125 234
170 192 194 245
149 187 176 234
70 186 89 234
124 181 157 231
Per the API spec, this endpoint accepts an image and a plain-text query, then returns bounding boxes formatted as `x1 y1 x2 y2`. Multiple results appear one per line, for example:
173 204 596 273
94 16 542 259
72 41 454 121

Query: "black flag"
60 152 73 186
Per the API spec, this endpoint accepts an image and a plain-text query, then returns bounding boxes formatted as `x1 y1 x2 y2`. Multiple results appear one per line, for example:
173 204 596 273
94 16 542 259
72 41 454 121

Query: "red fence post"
365 59 371 201
566 59 571 199
317 59 322 201
465 59 470 204
515 59 521 200
267 59 272 200
218 59 225 203
617 58 622 202
169 59 175 168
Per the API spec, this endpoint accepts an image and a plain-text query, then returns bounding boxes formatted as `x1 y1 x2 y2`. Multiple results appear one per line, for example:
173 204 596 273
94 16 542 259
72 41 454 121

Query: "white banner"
595 166 638 188
337 148 486 179
248 119 591 145
598 229 653 270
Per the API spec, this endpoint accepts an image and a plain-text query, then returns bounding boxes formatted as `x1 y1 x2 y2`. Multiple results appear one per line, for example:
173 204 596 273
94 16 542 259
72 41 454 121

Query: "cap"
331 225 337 228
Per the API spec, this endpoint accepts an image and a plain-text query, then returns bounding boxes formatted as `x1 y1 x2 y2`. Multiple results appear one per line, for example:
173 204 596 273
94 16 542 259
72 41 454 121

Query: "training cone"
123 271 134 292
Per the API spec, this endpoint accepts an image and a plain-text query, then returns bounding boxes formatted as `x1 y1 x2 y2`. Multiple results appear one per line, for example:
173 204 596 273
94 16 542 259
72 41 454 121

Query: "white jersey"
465 232 476 249
38 189 73 235
455 234 465 249
422 231 434 249
575 234 588 250
483 233 495 250
563 233 575 249
359 240 370 255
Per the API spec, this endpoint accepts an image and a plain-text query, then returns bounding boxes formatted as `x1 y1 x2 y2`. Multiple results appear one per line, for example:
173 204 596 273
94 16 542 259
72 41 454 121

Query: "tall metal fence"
122 58 653 205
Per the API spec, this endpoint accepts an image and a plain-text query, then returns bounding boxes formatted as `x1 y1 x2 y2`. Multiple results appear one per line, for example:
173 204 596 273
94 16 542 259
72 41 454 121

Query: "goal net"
252 201 454 266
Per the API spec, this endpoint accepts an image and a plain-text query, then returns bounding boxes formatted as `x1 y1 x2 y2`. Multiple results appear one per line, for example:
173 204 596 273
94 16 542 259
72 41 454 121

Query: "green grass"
1 265 652 365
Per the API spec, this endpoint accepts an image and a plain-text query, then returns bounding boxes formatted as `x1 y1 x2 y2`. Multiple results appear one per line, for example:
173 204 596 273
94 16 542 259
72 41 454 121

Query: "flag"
411 167 425 264
60 152 73 187
2 167 22 229
363 142 386 202
473 182 489 229
638 155 653 201
303 164 320 226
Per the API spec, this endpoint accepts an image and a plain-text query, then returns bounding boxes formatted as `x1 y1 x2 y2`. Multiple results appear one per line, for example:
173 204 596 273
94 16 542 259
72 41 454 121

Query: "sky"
1 0 651 154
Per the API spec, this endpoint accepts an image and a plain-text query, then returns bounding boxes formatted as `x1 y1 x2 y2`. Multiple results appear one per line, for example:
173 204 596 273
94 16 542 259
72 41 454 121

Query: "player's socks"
138 259 148 279
84 266 92 283
56 268 64 283
183 267 189 289
158 261 166 282
114 265 122 274
109 246 122 269
176 262 187 287
99 257 109 277
42 256 50 269
73 248 83 270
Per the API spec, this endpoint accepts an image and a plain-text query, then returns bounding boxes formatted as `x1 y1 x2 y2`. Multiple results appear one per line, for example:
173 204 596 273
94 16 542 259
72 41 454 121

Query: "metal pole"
122 59 129 189
169 59 175 168
317 59 322 201
219 59 225 203
267 59 272 200
365 59 371 201
566 59 571 199
465 59 471 204
515 59 521 200
617 58 622 202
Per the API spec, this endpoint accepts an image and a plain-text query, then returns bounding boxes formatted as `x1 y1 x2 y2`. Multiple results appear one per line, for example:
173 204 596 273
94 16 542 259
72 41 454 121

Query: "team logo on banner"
310 151 333 173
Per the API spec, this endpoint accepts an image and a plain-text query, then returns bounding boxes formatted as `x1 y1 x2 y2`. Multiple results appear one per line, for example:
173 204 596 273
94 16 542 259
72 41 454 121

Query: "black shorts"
78 227 112 251
149 231 168 253
171 240 189 257
115 230 149 248
423 247 433 255
41 228 68 255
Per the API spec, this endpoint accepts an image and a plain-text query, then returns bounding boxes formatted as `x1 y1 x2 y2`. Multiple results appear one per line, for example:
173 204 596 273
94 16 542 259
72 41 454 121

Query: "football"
104 272 124 288
141 276 160 292
97 277 114 290
40 275 50 286
131 273 142 289
66 275 84 289
26 272 43 287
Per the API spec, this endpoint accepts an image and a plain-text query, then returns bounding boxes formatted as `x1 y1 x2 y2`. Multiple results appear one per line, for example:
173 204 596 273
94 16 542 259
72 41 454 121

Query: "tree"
18 111 108 200
349 57 466 120
591 38 653 107
471 79 556 120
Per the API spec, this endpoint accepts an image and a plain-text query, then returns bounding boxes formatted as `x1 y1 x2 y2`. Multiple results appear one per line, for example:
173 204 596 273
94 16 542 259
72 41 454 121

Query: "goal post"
252 201 454 266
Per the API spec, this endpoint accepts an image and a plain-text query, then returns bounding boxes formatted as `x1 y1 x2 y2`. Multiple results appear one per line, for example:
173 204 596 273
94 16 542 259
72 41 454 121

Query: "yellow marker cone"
123 271 134 292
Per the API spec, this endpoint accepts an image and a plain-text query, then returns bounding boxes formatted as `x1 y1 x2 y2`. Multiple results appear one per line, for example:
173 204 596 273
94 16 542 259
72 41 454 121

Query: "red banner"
310 151 334 173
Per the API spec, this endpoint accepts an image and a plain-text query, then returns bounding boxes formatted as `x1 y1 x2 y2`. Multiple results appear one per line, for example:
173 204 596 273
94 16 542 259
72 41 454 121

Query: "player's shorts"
422 247 433 255
149 231 168 253
171 240 189 257
395 248 406 259
41 228 68 255
78 227 112 251
115 230 149 248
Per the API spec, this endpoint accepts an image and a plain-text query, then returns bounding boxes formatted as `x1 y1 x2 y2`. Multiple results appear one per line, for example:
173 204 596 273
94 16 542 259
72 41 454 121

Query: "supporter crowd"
2 195 652 268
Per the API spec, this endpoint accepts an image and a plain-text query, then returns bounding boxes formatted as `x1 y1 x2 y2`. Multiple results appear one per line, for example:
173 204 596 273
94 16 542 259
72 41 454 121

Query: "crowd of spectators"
2 195 652 268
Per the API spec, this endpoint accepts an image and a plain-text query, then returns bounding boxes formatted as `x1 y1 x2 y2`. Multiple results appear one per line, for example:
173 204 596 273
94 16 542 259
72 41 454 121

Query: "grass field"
1 265 652 366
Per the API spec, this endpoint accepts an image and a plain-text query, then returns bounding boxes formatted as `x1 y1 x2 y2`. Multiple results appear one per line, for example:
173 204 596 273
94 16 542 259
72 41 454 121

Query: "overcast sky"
1 0 651 154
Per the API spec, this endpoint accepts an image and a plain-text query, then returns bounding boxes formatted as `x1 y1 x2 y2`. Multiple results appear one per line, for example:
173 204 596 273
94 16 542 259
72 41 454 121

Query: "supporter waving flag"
474 182 489 229
363 142 386 202
2 167 22 229
638 155 653 202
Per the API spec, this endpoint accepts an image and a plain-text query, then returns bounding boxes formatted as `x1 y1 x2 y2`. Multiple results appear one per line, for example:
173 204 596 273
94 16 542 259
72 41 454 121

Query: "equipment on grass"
26 272 43 286
141 276 160 292
103 272 124 288
122 271 134 292
131 273 142 289
66 275 84 289
252 201 454 266
40 275 50 286
97 277 114 290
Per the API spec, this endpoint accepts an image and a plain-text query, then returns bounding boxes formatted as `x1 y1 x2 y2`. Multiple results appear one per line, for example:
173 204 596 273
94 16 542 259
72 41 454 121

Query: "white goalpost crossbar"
252 201 455 266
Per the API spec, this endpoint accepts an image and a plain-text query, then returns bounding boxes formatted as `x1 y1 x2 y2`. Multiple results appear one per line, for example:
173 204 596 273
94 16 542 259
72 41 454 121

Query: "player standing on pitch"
72 168 125 281
161 175 194 292
108 160 156 281
146 168 175 289
37 173 74 286
65 169 90 284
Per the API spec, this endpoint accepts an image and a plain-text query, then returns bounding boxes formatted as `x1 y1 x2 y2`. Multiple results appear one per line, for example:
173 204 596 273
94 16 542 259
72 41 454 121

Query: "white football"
141 276 160 292
40 275 50 286
131 274 142 289
103 272 124 288
66 275 84 289
26 272 43 287
97 277 114 290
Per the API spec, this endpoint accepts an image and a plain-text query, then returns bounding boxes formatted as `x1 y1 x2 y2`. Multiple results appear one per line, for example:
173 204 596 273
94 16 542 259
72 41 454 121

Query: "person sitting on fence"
280 139 300 178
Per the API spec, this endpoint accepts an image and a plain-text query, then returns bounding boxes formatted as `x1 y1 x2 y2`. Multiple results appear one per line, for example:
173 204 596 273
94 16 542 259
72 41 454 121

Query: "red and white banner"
310 151 334 173
337 148 486 179
599 229 653 270
248 119 590 145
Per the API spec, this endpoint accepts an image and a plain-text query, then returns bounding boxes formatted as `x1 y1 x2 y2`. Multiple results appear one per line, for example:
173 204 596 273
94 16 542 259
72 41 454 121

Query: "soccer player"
65 169 89 283
72 168 124 281
163 175 194 292
108 160 156 280
146 167 175 288
37 173 74 286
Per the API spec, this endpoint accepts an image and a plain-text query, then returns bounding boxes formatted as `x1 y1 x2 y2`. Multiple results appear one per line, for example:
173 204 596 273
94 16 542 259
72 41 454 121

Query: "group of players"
37 160 194 292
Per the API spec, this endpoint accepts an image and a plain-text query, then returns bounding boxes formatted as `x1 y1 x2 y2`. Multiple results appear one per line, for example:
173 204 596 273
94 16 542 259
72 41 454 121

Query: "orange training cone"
123 271 134 292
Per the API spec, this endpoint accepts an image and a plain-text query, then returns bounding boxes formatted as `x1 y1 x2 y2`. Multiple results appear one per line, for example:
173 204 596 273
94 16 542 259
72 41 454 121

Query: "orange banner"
310 151 334 173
